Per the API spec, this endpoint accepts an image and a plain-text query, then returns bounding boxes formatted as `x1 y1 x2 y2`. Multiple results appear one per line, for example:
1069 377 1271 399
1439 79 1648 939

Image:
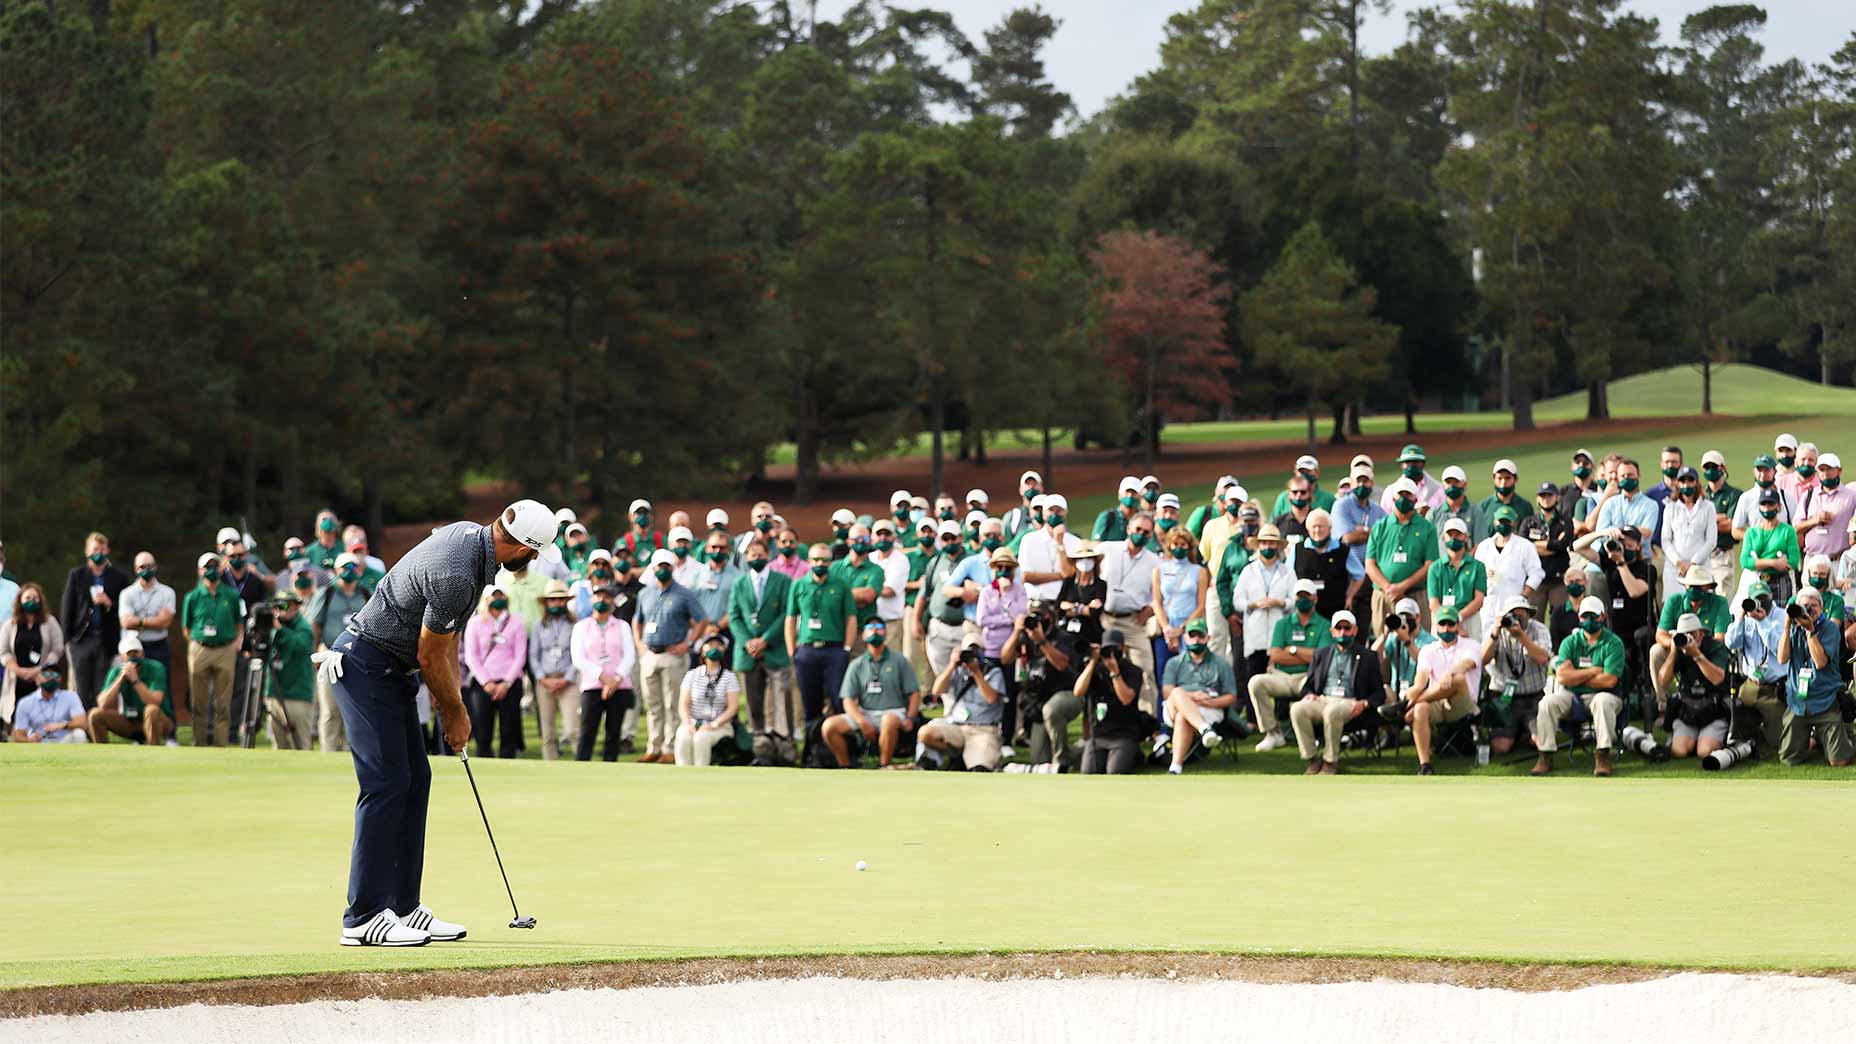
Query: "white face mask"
1075 559 1096 574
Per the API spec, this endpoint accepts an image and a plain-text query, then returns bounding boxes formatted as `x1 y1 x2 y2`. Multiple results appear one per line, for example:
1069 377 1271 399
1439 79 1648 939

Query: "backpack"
801 717 840 768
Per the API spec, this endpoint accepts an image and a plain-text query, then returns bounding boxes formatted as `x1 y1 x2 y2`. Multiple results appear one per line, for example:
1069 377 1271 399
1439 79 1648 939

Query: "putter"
459 751 537 929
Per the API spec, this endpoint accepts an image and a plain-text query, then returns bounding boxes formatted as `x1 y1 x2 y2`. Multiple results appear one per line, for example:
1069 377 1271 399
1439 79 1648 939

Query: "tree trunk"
1701 358 1712 414
974 428 988 466
1041 426 1053 488
242 442 259 537
364 479 385 548
1329 400 1348 445
1404 389 1417 435
929 381 946 504
793 378 819 505
560 289 577 502
1306 395 1318 456
1585 380 1609 421
1142 339 1158 474
1347 400 1363 436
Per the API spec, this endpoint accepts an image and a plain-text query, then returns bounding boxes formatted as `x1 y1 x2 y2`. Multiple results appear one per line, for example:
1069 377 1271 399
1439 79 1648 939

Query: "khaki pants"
1205 607 1233 662
1707 547 1736 595
1291 695 1363 764
1537 684 1623 751
637 648 685 756
1039 691 1083 765
926 619 964 678
188 641 238 746
1247 669 1303 734
1104 613 1156 712
315 666 346 752
1737 679 1784 749
1780 706 1855 766
265 697 315 750
533 675 574 761
673 722 734 765
919 719 1002 770
1371 585 1431 637
89 708 171 744
902 613 932 692
740 663 799 733
1648 642 1672 712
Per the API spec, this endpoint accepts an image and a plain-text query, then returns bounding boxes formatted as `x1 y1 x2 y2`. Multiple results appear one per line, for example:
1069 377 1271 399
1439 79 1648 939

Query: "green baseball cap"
1753 454 1777 469
1185 617 1209 636
1745 580 1772 599
1435 606 1460 624
1398 444 1426 463
1492 504 1519 523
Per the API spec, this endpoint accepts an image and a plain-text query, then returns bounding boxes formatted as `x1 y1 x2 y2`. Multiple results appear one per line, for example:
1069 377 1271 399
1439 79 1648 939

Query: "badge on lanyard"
1393 549 1408 564
645 620 658 636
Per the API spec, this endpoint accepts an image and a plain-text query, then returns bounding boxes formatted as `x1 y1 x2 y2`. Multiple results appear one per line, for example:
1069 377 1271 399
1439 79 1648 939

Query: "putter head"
510 915 537 929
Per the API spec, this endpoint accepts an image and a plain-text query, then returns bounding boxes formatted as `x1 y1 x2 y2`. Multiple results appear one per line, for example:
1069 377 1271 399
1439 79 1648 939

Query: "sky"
823 1 1856 119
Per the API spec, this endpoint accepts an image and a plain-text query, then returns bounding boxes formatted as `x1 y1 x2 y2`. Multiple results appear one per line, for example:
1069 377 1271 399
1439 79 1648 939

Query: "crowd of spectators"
4 433 1852 775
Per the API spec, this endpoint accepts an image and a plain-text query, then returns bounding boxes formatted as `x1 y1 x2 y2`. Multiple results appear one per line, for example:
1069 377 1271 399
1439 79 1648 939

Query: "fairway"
4 745 1853 992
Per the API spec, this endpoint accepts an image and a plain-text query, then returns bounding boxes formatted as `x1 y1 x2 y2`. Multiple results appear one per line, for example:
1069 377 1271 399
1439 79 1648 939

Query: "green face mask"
982 537 1002 551
1703 466 1723 482
1047 511 1065 527
1618 477 1640 493
1185 640 1207 655
1352 485 1372 501
810 563 829 578
1822 476 1842 489
592 600 612 614
1334 632 1355 647
633 512 651 527
1567 583 1586 598
748 557 769 573
1810 575 1829 590
1158 517 1178 532
918 535 935 549
1119 494 1138 509
21 600 41 614
939 508 956 521
758 518 775 532
1402 464 1424 480
339 565 361 581
703 646 725 662
1294 596 1314 613
1756 476 1774 489
1258 546 1278 560
874 538 894 552
654 565 674 583
546 603 567 616
1493 483 1515 497
286 549 304 562
319 518 338 533
1596 479 1609 491
834 527 850 542
866 632 886 647
138 568 157 581
778 545 797 557
1581 617 1604 634
203 567 221 582
1760 508 1778 520
1446 539 1466 553
1777 454 1795 470
488 597 508 611
1290 495 1310 509
993 568 1014 581
1437 628 1459 644
1495 521 1513 536
1798 463 1815 477
1394 496 1416 515
89 552 108 565
1662 466 1679 479
1445 486 1464 501
1142 489 1159 504
672 545 690 559
1168 545 1188 559
1572 465 1592 479
1129 532 1150 550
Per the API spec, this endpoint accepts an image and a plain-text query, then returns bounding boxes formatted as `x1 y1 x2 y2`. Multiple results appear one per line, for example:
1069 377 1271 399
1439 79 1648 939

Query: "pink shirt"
769 553 809 581
463 610 527 685
571 613 637 692
1416 638 1480 702
1798 483 1855 558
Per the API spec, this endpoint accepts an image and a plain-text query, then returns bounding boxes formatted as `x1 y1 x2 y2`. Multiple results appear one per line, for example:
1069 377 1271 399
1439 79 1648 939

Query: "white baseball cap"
215 526 241 545
1578 596 1607 617
872 518 896 534
1441 465 1467 483
1140 474 1161 489
1215 475 1239 495
1394 597 1420 616
336 552 361 569
1388 477 1419 496
916 518 937 534
1292 577 1318 595
118 633 143 654
891 489 912 506
1030 494 1049 509
1820 452 1842 469
1675 612 1706 635
589 548 613 563
1493 459 1518 475
501 499 564 563
554 507 577 525
1701 450 1726 467
1226 484 1250 505
706 508 729 528
1294 454 1319 471
562 522 586 538
1044 494 1069 511
197 552 220 569
965 488 990 506
1775 432 1799 451
649 548 679 569
1020 470 1042 488
1441 517 1469 536
937 519 963 537
964 509 988 528
1350 454 1374 470
1351 464 1375 482
1503 594 1533 615
1332 610 1357 628
830 508 856 526
1118 475 1142 494
1157 493 1180 510
628 498 652 515
667 525 694 545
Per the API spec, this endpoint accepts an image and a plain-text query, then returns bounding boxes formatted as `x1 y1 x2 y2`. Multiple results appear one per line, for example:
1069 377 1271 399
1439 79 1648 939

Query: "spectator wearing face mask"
118 552 177 683
866 520 913 643
1334 466 1386 628
695 509 734 566
1380 445 1444 517
900 518 939 684
1698 451 1743 592
89 634 173 745
1294 509 1349 621
1591 458 1662 541
1776 585 1850 767
947 517 1009 642
1796 452 1853 561
1723 580 1787 748
1391 605 1479 776
1154 493 1187 548
1660 466 1718 599
1073 629 1145 774
59 531 130 710
616 499 666 560
1095 475 1143 542
976 547 1027 731
1550 566 1593 650
1737 489 1800 608
915 520 971 679
826 508 857 561
1186 476 1241 541
307 552 373 752
786 543 857 730
1271 475 1317 552
1648 565 1731 715
636 548 707 762
527 579 577 761
1646 446 1685 511
730 537 799 764
1373 596 1435 705
1367 478 1439 636
1838 516 1856 615
1475 460 1534 542
1097 513 1162 711
340 527 389 583
737 501 780 557
1559 450 1599 524
462 583 528 759
218 537 271 734
1796 554 1847 631
1018 493 1080 602
279 537 326 593
1535 598 1628 777
830 524 887 652
1429 518 1489 640
769 526 808 581
183 552 244 746
1033 542 1107 767
674 634 741 766
1002 471 1043 543
558 523 595 580
1521 483 1574 617
1270 455 1335 518
822 619 920 768
1776 438 1818 506
663 525 702 589
689 531 743 659
306 510 344 571
1434 466 1485 553
1475 505 1544 627
1201 487 1253 660
1731 454 1798 540
573 583 637 762
1151 527 1208 691
1230 522 1293 688
1479 595 1553 759
1159 617 1238 775
10 666 88 743
263 589 317 750
1248 577 1331 752
1290 609 1383 774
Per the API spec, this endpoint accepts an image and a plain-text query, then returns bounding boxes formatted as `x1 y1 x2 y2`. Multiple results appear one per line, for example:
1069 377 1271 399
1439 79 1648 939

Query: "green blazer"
728 569 792 670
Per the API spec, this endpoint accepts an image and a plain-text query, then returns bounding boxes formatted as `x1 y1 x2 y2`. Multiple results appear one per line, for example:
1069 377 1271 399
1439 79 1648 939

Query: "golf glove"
312 649 346 686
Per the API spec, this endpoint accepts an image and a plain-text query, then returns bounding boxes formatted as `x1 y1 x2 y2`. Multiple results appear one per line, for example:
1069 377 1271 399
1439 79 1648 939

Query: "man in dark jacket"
59 531 132 709
1293 509 1350 619
1289 610 1385 774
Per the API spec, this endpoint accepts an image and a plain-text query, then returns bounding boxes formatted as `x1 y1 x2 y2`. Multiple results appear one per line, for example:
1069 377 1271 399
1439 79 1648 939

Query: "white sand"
10 972 1850 1044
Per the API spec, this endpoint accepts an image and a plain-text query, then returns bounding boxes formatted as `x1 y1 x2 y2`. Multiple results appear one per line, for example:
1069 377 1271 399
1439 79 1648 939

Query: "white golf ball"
856 860 868 871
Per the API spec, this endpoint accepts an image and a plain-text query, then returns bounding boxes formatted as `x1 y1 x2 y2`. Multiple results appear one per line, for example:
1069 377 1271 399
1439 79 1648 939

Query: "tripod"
239 642 276 749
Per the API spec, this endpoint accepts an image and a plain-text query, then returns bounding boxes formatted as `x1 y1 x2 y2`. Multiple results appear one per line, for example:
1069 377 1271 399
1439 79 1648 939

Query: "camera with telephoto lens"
243 602 275 658
1501 612 1519 630
1620 724 1670 761
1703 738 1757 771
1704 706 1765 770
1383 614 1403 635
1673 631 1692 650
1025 598 1057 632
1785 603 1807 623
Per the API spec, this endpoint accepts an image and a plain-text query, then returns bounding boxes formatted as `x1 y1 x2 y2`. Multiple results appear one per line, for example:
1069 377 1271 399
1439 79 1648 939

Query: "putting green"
3 745 1852 989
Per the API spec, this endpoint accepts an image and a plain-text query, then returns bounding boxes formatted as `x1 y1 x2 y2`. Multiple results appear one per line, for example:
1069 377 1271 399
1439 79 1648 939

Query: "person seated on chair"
1534 596 1628 777
1649 565 1731 721
1290 610 1384 774
1248 578 1331 752
673 633 740 766
89 633 173 744
1655 612 1731 760
919 640 1006 770
1073 628 1145 774
1480 594 1553 757
1160 617 1239 775
11 667 88 743
1776 585 1852 767
1389 606 1480 775
822 619 920 768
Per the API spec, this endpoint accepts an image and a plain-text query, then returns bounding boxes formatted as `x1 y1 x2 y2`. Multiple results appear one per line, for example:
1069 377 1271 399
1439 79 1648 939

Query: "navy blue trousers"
331 631 431 928
792 644 848 726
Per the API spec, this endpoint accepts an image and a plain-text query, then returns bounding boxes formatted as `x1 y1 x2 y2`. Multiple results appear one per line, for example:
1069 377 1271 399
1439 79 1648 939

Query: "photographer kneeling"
1073 629 1145 774
1480 595 1552 756
919 641 1007 770
1003 597 1077 768
1654 612 1731 760
1723 581 1786 748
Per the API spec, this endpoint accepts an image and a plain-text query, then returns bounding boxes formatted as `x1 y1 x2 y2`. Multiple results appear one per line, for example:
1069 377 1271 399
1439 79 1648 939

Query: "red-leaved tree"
1090 229 1234 469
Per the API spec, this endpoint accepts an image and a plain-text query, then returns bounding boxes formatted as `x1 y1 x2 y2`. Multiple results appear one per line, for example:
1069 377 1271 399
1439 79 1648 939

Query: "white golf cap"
197 552 220 569
1293 577 1319 595
1675 612 1706 635
1044 494 1069 511
891 489 912 506
964 509 988 528
1579 596 1608 617
1118 475 1142 494
1331 610 1357 628
1294 454 1319 471
1441 465 1467 482
589 548 613 563
1503 594 1534 615
909 496 929 511
1351 464 1375 482
871 518 896 534
937 519 963 537
649 548 678 568
1215 474 1239 494
830 508 856 525
628 498 652 514
1682 565 1715 587
1394 597 1420 616
1441 517 1469 536
554 507 577 525
564 522 588 537
706 508 729 528
1821 452 1843 469
1775 432 1799 450
916 517 937 533
667 525 694 544
118 633 143 654
336 552 360 569
1493 458 1518 475
1030 494 1049 509
1350 454 1374 470
1157 492 1180 510
965 488 990 505
481 582 506 602
215 526 240 545
1701 450 1726 467
1571 448 1593 462
1141 474 1161 488
1226 484 1249 505
1389 477 1419 496
501 499 563 563
1020 470 1042 487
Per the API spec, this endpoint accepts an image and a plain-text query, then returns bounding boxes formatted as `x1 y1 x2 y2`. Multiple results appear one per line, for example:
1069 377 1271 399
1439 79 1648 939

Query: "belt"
1104 611 1140 618
648 644 671 654
196 639 234 649
804 641 838 649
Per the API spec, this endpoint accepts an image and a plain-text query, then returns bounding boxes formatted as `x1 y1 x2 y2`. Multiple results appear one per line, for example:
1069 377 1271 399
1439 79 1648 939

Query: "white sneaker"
164 738 180 747
999 745 1015 759
399 904 467 942
1201 729 1223 748
1255 731 1286 752
1166 763 1183 775
340 909 430 947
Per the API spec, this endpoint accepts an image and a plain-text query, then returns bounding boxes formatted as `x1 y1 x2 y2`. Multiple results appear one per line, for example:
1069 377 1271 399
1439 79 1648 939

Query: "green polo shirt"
829 557 886 625
1740 523 1799 577
1161 649 1239 696
1213 539 1251 618
182 582 244 647
838 649 919 713
1366 514 1438 585
1426 556 1488 613
787 575 856 645
1706 483 1742 552
1093 508 1129 542
1553 629 1627 696
268 614 315 702
1657 590 1731 635
304 540 342 571
1268 613 1332 676
1475 493 1535 535
102 658 171 720
904 548 932 606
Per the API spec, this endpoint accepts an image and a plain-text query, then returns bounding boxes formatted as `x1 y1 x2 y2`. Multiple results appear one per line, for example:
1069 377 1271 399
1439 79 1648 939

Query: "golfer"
318 499 560 947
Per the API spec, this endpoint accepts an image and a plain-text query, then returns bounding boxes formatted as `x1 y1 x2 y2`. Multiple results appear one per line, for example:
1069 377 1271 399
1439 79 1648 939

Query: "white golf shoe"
400 904 468 942
1254 730 1287 752
339 909 430 947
